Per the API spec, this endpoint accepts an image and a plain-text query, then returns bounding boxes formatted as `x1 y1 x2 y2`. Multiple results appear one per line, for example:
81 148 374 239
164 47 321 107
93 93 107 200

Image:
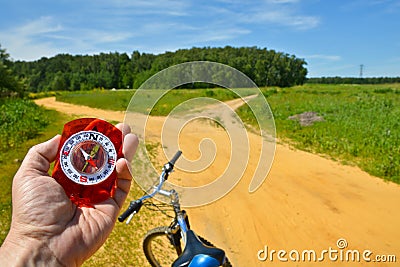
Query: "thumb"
21 135 61 174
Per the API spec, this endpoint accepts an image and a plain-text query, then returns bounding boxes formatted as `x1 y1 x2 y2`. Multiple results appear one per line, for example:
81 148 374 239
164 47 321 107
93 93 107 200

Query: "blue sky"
1 0 399 77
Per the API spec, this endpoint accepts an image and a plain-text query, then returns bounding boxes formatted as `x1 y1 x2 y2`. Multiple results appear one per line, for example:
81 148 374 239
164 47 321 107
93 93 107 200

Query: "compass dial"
60 130 117 185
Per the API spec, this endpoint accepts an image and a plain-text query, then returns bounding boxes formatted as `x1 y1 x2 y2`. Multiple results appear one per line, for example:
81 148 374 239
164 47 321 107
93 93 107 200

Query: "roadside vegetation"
55 88 240 116
0 105 66 243
0 45 67 245
0 99 50 150
239 83 400 183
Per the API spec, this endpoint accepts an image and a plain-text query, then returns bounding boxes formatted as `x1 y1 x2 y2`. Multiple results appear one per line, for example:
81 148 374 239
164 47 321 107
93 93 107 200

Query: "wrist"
0 232 65 267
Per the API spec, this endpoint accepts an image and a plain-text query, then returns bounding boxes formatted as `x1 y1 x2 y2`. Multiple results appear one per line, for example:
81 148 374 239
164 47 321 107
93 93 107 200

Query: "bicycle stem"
158 188 189 236
121 151 188 232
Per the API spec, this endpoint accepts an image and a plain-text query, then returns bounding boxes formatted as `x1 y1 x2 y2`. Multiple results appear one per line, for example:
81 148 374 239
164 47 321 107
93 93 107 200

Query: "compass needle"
82 161 89 172
90 144 100 158
79 144 102 172
87 158 98 169
80 147 90 160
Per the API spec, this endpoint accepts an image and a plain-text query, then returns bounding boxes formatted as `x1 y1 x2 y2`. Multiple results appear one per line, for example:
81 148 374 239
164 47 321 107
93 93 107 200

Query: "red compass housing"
52 118 123 207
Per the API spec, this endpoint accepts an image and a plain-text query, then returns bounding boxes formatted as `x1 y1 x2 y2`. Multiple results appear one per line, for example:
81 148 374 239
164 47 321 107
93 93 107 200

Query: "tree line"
307 76 400 84
9 46 308 92
1 45 24 97
3 43 399 97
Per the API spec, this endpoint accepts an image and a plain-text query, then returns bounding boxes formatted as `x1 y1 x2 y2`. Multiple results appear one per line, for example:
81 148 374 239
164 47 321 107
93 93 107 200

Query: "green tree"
51 71 68 91
11 46 310 91
0 45 24 97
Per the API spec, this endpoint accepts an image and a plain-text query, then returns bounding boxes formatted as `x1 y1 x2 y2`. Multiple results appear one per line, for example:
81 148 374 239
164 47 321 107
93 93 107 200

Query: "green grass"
0 99 50 150
55 88 241 116
56 89 134 111
0 102 69 243
239 83 400 183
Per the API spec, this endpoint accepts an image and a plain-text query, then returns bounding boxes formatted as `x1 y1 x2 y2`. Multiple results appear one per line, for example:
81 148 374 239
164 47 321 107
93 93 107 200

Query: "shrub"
0 99 49 151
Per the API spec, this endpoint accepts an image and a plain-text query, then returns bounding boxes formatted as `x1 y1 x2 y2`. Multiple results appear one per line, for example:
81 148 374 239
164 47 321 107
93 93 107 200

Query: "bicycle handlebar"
118 200 143 222
118 151 182 222
169 150 182 166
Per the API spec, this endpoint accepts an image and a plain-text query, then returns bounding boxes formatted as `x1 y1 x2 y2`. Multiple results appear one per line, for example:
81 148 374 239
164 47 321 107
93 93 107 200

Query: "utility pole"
359 64 364 78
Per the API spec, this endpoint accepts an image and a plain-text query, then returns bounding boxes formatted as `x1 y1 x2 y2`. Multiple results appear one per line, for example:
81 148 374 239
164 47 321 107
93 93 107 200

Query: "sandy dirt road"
35 97 400 266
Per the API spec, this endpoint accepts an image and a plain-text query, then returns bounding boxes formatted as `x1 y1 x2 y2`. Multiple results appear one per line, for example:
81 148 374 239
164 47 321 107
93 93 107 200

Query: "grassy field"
55 88 242 116
264 84 400 183
239 83 400 183
1 83 399 266
55 85 400 183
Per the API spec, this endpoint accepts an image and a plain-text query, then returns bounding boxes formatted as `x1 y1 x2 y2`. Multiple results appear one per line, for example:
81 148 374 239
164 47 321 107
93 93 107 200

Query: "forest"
9 46 308 92
3 44 400 96
307 76 400 84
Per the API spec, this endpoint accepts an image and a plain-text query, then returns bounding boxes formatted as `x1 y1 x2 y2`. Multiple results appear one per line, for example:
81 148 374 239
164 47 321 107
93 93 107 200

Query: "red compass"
52 118 123 207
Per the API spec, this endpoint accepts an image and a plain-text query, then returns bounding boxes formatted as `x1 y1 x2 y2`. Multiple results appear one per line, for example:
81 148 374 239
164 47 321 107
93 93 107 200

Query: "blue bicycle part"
188 255 220 267
172 230 225 267
119 151 231 266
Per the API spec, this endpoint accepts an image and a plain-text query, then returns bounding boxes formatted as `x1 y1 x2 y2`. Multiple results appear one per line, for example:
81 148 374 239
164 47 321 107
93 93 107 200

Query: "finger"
113 159 133 209
117 179 132 195
116 158 132 181
21 135 61 173
115 123 131 136
123 133 139 163
115 123 138 162
113 185 131 210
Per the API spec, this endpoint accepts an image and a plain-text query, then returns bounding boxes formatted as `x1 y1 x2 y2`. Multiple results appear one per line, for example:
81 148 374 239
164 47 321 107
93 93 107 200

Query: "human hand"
0 123 138 267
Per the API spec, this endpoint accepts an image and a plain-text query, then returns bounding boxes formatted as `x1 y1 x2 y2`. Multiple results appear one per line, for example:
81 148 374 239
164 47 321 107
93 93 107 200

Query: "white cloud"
237 0 320 30
306 54 342 61
189 27 251 43
341 0 400 13
249 10 319 29
0 17 62 60
86 31 133 44
266 0 300 4
16 16 63 36
0 15 136 60
104 0 190 16
0 0 321 60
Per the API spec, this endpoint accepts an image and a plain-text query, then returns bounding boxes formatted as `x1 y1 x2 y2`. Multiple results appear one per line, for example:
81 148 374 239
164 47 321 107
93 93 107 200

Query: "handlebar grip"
118 200 143 222
169 150 182 165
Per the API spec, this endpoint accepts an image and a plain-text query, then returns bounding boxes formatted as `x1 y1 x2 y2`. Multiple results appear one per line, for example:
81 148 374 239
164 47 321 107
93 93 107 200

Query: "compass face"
60 131 117 185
